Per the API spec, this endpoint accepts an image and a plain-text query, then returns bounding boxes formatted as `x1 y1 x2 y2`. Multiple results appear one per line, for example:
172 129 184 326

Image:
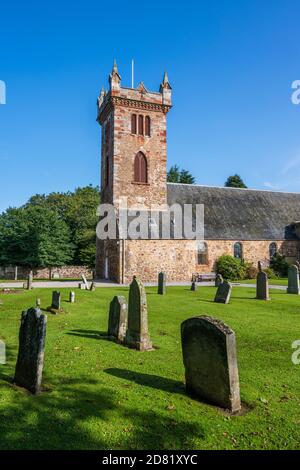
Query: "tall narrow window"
134 152 148 183
197 242 208 265
145 116 151 136
234 242 243 259
138 115 144 135
106 155 109 187
269 242 277 260
131 114 137 134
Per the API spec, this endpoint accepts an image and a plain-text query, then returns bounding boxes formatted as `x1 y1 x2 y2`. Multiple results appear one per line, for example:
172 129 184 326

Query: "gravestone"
108 295 128 343
0 339 5 365
295 261 300 279
51 291 61 309
81 274 89 290
36 298 41 308
52 272 60 280
125 277 152 351
215 274 223 287
214 281 232 304
256 271 270 300
157 272 166 295
90 282 96 292
191 281 197 291
14 308 47 394
26 273 33 290
78 283 86 290
181 315 241 412
287 265 300 294
69 291 75 303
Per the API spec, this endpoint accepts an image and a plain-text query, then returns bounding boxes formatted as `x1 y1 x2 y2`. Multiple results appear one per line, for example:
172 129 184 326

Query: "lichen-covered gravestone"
27 273 33 290
108 296 128 343
215 274 223 287
125 277 153 351
181 315 241 412
157 272 166 295
14 308 47 394
69 291 75 303
214 280 232 304
256 271 270 300
191 281 197 291
51 291 61 309
287 265 300 294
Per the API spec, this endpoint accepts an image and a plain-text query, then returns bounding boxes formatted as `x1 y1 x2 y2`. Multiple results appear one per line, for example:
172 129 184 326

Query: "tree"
225 174 247 188
167 165 196 184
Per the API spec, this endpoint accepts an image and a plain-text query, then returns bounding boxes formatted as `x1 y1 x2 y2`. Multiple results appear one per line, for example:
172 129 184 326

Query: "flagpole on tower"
132 59 134 89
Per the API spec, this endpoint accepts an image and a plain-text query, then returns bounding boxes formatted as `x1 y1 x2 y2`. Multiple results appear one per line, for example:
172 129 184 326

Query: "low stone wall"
0 265 93 280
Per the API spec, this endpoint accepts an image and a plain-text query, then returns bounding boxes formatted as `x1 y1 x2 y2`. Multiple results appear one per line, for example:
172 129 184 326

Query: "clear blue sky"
1 0 300 212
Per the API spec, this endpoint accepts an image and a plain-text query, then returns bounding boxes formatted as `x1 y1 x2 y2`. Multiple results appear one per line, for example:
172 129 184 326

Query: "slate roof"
167 183 300 241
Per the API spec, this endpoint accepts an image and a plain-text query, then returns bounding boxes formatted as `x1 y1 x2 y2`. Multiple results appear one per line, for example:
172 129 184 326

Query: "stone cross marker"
157 272 166 295
108 295 128 343
287 264 300 294
81 274 89 290
256 271 270 300
51 291 61 309
69 291 75 303
181 315 241 412
125 277 152 351
191 281 197 291
215 274 223 287
14 308 47 394
26 273 33 290
214 281 232 304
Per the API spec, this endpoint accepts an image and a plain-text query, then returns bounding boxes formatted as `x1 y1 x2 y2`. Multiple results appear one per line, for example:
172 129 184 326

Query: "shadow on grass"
66 329 109 341
105 368 185 395
0 373 204 449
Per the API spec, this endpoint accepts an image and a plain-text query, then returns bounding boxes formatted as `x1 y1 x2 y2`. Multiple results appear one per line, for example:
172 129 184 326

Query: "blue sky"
1 0 300 212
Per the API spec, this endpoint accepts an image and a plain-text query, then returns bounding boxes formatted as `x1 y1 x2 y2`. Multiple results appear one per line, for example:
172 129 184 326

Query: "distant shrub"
263 267 278 279
270 253 289 277
245 264 258 279
216 255 247 280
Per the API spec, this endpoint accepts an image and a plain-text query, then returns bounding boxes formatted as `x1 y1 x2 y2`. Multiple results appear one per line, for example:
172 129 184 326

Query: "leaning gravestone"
256 271 270 300
90 282 96 292
81 274 89 290
214 281 232 304
69 291 75 303
14 308 47 394
191 281 197 291
26 273 33 290
108 296 128 343
51 291 61 309
215 274 223 287
287 264 300 294
157 272 166 295
125 277 152 351
181 315 241 412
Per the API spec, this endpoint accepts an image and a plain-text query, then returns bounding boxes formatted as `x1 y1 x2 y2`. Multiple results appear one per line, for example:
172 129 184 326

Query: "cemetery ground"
0 286 299 450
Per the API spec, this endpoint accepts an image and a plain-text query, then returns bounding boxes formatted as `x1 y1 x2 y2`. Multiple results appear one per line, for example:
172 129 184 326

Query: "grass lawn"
241 278 288 286
0 286 299 450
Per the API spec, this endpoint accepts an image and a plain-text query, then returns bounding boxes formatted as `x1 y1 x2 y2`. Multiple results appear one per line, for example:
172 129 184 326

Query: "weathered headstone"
78 283 86 290
0 339 6 365
191 281 197 291
90 282 96 292
36 298 41 308
214 281 232 304
295 261 300 279
26 273 33 290
69 291 75 303
181 315 241 412
287 264 300 294
108 296 128 343
125 277 152 351
81 274 89 290
215 273 223 287
51 291 61 309
157 272 166 295
14 308 47 394
256 271 270 300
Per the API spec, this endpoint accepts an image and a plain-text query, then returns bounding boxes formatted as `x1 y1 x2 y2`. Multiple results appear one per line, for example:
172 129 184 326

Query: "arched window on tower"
138 115 144 135
269 242 277 260
134 152 148 183
145 116 151 137
197 242 208 265
131 114 137 134
234 242 243 260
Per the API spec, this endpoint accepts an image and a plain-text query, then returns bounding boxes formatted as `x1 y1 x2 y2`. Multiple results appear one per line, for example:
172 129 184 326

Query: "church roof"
167 183 300 241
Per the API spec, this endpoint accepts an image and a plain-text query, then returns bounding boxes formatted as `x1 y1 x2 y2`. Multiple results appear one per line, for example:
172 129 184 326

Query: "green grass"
240 278 288 286
0 286 299 450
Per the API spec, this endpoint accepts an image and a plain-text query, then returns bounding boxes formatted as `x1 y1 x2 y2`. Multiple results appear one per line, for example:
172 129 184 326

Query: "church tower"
96 61 172 281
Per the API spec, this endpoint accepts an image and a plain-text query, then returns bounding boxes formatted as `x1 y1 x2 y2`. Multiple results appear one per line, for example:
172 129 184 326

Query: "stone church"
95 62 300 283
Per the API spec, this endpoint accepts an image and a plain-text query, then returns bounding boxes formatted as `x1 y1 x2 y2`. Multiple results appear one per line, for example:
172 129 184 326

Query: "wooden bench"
193 273 216 282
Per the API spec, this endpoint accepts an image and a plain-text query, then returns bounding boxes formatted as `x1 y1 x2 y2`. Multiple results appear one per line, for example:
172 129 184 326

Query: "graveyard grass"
0 286 299 450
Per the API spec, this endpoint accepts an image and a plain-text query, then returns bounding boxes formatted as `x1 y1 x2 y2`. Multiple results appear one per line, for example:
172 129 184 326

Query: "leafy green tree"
167 165 196 184
225 174 247 188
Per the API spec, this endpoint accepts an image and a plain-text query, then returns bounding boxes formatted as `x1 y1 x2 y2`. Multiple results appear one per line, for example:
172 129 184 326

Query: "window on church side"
234 242 243 260
269 242 277 260
134 152 148 183
197 242 208 265
138 115 144 135
145 116 151 136
131 114 137 134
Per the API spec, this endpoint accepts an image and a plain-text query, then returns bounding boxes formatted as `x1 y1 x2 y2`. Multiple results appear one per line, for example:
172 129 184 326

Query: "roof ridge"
166 182 300 195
